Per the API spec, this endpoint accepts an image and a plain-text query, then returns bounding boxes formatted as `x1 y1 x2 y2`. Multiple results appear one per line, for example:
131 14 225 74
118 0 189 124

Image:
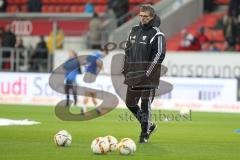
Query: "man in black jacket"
2 25 16 70
123 5 166 143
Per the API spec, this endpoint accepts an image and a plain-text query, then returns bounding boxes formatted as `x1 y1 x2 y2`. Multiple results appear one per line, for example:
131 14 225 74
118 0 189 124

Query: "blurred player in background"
82 48 108 115
123 5 166 143
64 50 81 107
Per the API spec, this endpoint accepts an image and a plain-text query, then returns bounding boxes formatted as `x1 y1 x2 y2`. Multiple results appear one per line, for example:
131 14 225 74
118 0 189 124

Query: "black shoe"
147 122 157 139
139 133 148 143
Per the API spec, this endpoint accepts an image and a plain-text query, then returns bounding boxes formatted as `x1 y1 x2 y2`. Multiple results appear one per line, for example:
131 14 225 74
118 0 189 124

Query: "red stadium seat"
17 0 27 4
7 5 19 13
8 0 27 4
42 5 48 12
55 6 62 12
42 0 51 4
70 5 78 12
212 30 224 41
97 0 108 4
205 29 213 40
201 14 224 28
129 0 139 4
203 18 217 28
133 0 160 4
6 0 27 12
214 0 230 5
214 42 226 51
49 0 59 4
94 5 107 14
129 5 139 12
129 0 161 4
70 0 80 4
70 5 85 13
13 0 20 4
167 40 180 51
64 0 74 4
235 44 240 51
77 6 85 12
138 0 146 3
187 27 198 36
22 0 28 4
7 0 15 4
47 6 55 13
58 0 65 4
43 5 61 13
21 5 28 12
205 29 224 42
61 5 70 12
88 0 100 4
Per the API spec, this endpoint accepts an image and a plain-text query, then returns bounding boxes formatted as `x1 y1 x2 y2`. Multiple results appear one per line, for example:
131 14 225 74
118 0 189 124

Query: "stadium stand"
167 13 226 51
6 0 160 13
167 0 240 52
1 0 161 72
2 0 239 72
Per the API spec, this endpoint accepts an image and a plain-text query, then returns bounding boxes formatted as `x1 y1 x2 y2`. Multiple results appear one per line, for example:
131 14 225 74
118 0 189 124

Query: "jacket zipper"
134 29 142 61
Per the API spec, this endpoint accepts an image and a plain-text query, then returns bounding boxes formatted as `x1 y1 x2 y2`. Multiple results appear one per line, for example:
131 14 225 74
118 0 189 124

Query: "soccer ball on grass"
54 130 72 147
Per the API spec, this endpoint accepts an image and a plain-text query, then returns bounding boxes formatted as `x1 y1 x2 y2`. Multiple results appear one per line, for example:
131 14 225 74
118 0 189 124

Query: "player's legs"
90 92 97 106
139 89 155 143
83 95 89 104
89 92 103 115
125 86 142 123
82 91 90 113
71 82 78 106
65 84 71 106
141 89 155 133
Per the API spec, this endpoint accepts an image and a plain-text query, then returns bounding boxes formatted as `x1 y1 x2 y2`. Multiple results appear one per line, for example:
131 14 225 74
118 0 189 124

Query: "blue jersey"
64 58 80 83
85 51 103 75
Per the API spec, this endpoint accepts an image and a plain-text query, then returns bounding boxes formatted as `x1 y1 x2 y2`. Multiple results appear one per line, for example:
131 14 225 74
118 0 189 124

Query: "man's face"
139 11 154 25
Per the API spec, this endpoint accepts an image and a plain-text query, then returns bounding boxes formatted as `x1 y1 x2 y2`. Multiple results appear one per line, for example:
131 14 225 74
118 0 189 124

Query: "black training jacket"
123 15 166 88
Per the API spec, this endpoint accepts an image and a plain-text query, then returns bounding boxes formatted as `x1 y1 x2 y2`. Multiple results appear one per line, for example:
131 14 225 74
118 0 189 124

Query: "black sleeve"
123 29 133 74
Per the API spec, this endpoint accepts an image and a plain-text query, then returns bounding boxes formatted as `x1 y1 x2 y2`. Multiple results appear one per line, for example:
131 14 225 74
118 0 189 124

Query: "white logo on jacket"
131 35 136 40
142 36 147 41
130 35 136 43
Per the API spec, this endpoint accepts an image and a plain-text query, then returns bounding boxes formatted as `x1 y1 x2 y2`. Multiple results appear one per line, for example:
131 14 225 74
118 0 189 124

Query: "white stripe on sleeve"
146 35 163 77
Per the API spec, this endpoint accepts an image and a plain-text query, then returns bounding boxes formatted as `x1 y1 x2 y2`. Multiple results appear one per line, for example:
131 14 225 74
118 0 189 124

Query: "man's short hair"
140 5 156 17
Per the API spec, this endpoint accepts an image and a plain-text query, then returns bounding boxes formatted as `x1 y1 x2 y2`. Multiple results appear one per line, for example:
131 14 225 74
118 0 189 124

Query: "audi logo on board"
11 21 33 35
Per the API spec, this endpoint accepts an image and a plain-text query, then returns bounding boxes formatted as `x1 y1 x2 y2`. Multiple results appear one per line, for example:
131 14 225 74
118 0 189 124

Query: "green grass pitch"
0 104 240 160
